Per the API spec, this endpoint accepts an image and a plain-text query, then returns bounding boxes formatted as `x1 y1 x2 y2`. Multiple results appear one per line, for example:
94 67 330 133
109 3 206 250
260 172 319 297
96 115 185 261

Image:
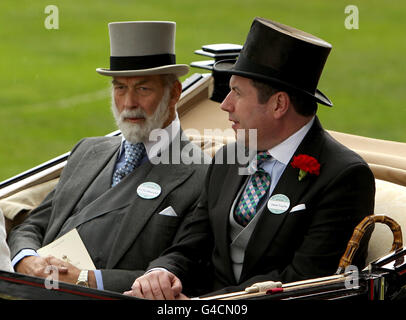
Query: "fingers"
157 272 176 300
136 272 167 300
126 279 143 298
44 256 69 273
170 276 183 298
123 290 134 296
126 270 183 300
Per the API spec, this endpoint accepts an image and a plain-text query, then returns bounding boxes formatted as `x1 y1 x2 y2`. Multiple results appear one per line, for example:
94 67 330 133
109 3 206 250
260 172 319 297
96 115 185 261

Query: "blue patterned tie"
112 141 146 187
234 151 272 226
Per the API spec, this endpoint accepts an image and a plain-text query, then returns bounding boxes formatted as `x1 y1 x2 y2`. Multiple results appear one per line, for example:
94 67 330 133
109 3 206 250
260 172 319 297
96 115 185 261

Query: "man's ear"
169 80 182 107
271 91 290 119
164 80 182 127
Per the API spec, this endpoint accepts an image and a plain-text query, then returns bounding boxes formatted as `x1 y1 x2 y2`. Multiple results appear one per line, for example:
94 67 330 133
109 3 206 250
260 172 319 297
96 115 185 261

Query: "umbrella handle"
336 215 403 274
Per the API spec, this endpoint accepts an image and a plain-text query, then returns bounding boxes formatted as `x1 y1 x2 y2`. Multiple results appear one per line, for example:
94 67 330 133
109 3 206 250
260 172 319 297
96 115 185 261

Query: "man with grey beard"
7 21 210 294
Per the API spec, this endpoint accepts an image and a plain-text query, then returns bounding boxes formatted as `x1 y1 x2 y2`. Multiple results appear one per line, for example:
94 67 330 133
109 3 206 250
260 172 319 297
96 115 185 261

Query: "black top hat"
213 17 333 107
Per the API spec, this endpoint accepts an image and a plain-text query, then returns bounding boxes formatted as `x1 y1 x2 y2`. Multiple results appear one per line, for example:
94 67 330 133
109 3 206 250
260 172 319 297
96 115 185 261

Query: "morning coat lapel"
49 138 121 239
60 161 151 231
240 117 325 281
106 138 196 268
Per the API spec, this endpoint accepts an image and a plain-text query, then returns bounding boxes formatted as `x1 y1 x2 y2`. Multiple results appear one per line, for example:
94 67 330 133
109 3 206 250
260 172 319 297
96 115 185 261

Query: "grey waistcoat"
229 177 269 282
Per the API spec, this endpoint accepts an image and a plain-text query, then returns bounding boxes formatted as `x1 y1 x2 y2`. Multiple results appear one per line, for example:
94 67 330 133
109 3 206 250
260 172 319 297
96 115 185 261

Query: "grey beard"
111 88 171 143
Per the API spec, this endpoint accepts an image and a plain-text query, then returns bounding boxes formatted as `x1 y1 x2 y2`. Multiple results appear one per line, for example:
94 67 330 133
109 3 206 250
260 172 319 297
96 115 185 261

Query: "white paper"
37 228 95 269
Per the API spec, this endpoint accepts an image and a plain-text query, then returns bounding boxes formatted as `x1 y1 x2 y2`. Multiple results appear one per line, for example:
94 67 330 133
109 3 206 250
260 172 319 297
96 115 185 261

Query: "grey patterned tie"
111 141 146 187
234 151 272 226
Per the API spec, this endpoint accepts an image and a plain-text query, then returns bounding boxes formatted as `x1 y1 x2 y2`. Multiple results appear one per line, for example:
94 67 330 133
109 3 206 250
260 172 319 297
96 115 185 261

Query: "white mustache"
119 108 147 120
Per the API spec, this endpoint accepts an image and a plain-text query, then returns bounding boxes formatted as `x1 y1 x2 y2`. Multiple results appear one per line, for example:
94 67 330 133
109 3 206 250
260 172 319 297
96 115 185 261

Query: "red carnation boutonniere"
291 154 321 181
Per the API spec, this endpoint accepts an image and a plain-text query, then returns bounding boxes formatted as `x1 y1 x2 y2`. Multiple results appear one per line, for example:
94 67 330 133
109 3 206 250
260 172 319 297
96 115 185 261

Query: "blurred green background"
0 0 405 180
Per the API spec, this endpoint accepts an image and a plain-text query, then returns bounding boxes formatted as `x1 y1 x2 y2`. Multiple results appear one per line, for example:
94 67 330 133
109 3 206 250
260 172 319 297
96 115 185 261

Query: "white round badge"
137 182 161 199
267 194 290 214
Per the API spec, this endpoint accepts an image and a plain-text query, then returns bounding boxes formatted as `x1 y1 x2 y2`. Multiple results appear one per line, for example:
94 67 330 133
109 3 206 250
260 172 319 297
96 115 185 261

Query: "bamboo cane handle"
336 215 403 274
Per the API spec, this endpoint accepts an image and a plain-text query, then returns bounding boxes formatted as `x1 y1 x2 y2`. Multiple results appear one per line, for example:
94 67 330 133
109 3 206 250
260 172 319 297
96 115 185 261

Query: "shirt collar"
120 112 180 160
268 116 315 165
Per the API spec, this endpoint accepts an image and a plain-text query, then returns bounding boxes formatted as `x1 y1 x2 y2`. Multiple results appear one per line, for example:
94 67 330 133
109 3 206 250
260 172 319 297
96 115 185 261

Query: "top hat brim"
214 59 332 107
96 64 189 78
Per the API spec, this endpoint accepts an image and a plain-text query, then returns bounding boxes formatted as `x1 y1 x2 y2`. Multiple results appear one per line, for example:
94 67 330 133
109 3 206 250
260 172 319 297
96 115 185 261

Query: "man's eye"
137 87 151 95
232 89 240 96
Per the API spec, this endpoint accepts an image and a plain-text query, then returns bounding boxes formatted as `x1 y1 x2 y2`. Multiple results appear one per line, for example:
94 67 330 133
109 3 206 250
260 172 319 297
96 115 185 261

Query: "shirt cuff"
93 270 104 290
146 267 170 274
11 249 39 268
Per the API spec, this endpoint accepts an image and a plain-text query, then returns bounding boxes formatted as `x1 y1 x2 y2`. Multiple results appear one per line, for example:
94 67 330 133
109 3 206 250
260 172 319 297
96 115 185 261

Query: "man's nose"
124 90 139 109
220 91 234 112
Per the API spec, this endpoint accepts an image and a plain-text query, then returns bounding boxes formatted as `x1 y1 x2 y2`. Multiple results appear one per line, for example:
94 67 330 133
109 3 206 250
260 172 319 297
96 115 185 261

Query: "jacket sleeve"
7 138 88 259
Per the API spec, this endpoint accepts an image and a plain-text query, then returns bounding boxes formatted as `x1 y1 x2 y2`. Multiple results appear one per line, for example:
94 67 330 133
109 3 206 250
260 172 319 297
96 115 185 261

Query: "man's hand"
15 255 96 288
15 255 66 278
123 270 187 300
44 256 79 284
44 256 97 288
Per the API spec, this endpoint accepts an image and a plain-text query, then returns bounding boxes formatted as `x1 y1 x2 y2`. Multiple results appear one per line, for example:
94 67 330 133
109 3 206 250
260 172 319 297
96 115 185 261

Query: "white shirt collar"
246 117 315 173
120 112 180 160
269 117 315 165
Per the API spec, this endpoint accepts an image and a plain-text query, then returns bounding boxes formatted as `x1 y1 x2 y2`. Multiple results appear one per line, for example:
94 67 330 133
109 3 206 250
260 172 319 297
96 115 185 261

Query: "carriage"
1 44 406 301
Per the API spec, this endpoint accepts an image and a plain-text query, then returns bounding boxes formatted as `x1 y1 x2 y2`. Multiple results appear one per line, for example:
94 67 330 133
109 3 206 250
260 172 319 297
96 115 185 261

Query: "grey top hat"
96 21 189 77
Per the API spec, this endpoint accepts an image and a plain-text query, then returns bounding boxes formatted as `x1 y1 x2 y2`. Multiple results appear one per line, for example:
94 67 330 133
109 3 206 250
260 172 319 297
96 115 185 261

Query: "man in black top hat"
125 17 375 299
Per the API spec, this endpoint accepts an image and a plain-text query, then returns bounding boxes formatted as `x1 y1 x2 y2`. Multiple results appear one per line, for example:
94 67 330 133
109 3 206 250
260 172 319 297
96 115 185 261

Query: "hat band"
110 54 176 71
